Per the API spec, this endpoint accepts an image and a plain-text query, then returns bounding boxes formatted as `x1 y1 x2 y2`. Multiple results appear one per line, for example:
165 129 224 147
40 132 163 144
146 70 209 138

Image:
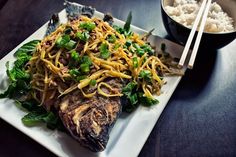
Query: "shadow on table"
164 35 218 99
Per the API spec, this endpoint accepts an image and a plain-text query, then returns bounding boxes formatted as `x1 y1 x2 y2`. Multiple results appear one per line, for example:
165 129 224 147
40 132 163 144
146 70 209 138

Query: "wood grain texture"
0 0 236 157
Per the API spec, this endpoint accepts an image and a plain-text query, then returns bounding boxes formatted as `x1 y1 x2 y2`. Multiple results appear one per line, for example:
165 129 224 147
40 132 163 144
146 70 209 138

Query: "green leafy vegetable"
122 81 159 112
79 22 96 31
70 50 79 61
138 92 159 106
107 34 117 43
99 43 110 59
124 12 132 32
0 40 40 99
125 40 132 48
76 31 90 42
80 55 92 65
141 44 155 55
133 57 138 68
114 43 121 50
76 75 87 81
69 68 81 77
65 40 76 50
122 82 138 112
14 40 40 57
112 12 133 37
139 70 151 81
80 63 90 73
56 34 70 48
21 107 61 130
90 79 97 86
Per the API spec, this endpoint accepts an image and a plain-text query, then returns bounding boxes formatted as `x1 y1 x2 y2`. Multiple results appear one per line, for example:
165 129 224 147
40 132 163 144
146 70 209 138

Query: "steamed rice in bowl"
165 0 235 33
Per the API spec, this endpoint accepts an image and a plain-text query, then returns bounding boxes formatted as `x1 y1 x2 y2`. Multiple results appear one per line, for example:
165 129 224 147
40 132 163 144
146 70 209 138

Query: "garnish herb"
70 50 80 61
122 82 159 112
125 40 132 48
107 34 117 43
139 70 151 81
79 22 96 31
76 31 90 42
0 40 63 130
89 79 97 86
56 34 70 47
124 12 132 32
133 57 138 68
80 63 90 73
56 35 76 50
80 55 92 65
99 43 110 59
141 44 155 55
69 68 81 77
0 40 40 99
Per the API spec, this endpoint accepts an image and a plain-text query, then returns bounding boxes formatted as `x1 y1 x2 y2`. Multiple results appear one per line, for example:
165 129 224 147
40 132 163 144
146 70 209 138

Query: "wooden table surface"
0 0 236 157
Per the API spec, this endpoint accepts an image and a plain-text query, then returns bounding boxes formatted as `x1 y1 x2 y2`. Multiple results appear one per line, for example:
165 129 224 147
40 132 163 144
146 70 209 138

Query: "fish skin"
64 1 95 21
45 14 60 36
58 79 123 152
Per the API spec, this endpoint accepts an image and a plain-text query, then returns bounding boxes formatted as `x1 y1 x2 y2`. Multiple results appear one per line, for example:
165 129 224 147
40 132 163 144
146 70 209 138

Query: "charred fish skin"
45 13 60 36
64 1 95 21
58 79 123 152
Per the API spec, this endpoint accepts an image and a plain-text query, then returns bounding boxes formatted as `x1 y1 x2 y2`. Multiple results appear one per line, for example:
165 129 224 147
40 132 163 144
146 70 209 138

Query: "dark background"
0 0 236 157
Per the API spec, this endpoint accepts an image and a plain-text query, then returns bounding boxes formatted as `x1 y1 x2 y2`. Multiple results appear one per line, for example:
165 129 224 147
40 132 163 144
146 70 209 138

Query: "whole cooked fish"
58 79 123 152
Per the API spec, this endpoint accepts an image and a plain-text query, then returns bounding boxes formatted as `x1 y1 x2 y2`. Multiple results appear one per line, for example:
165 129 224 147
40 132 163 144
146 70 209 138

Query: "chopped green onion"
69 69 80 77
55 35 70 48
76 31 90 42
136 49 145 56
79 22 96 31
80 55 92 65
107 34 117 43
133 57 138 68
80 63 90 73
99 43 110 59
70 50 79 61
76 75 87 82
133 43 140 49
114 43 121 50
65 40 76 50
139 70 151 81
141 44 155 55
89 79 97 86
125 40 132 48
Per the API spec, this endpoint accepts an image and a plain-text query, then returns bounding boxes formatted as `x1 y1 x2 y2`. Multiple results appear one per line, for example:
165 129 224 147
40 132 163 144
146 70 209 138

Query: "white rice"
165 0 235 33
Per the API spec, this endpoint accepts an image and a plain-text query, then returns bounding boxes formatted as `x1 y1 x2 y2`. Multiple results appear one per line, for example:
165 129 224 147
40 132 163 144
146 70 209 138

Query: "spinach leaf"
14 40 40 57
0 40 40 99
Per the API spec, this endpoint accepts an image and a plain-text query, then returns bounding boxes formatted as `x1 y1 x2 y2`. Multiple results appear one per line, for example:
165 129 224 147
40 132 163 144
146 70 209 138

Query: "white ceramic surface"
0 6 184 157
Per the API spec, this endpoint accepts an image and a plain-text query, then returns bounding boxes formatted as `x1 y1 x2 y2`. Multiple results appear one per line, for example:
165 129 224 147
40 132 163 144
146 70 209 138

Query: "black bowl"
161 0 236 49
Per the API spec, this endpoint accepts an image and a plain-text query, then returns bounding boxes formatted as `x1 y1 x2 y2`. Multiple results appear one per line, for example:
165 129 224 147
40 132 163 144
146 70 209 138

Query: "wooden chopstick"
178 0 208 68
188 0 212 69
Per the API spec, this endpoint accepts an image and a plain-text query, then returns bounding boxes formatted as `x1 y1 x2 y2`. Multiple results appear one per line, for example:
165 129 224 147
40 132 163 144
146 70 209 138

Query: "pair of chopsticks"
178 0 212 69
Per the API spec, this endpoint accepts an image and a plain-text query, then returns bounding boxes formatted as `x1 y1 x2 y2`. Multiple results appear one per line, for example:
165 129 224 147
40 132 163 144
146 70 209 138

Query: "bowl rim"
160 0 236 35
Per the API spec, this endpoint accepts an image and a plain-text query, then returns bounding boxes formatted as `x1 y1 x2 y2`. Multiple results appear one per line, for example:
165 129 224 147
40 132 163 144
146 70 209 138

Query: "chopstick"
178 0 211 68
188 0 212 68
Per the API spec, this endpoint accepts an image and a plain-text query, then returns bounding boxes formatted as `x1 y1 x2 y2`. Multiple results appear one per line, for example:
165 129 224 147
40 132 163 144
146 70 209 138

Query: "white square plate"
0 4 185 157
